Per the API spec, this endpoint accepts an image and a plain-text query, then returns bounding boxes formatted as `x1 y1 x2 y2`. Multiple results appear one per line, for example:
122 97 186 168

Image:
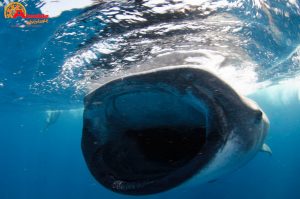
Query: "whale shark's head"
81 66 269 195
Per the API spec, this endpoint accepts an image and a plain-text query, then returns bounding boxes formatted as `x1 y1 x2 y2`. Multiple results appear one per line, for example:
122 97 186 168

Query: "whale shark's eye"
254 110 263 124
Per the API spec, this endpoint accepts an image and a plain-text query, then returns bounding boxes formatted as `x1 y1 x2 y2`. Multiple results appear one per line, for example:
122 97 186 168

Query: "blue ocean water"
0 0 300 198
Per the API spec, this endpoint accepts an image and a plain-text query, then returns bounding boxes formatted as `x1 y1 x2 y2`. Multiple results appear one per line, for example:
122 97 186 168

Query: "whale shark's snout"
81 66 269 195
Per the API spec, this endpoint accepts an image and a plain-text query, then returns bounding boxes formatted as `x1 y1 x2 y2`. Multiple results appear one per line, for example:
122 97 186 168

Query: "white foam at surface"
40 0 95 18
253 76 300 105
179 49 260 96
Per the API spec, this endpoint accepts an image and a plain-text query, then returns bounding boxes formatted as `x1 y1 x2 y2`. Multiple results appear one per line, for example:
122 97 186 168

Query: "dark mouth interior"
101 89 208 182
127 126 206 167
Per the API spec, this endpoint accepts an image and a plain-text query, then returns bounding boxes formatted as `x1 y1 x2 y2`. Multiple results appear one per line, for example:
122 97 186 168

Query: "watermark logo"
4 2 26 18
4 2 49 26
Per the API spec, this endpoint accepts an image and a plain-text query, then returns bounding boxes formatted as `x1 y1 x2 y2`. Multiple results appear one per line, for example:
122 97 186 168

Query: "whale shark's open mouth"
82 67 227 195
102 88 207 178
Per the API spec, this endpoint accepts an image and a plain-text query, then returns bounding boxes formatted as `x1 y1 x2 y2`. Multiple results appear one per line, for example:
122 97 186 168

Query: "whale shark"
81 66 270 195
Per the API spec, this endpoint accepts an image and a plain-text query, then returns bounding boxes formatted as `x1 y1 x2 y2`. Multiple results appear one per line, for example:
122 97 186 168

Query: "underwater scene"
0 0 300 198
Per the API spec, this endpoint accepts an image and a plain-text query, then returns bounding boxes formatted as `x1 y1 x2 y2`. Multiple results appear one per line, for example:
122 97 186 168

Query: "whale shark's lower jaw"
81 66 264 195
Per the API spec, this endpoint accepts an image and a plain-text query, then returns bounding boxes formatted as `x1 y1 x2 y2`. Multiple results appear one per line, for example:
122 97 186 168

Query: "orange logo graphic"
4 2 49 26
4 2 27 18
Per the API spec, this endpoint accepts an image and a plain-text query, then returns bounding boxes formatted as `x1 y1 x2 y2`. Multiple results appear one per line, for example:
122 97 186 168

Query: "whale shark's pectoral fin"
261 143 272 155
